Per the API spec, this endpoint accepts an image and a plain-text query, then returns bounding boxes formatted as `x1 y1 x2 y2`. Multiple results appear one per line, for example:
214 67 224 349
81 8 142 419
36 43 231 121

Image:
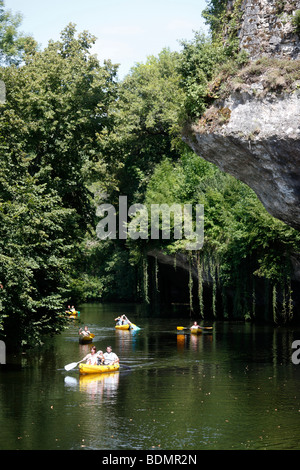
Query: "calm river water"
0 303 299 451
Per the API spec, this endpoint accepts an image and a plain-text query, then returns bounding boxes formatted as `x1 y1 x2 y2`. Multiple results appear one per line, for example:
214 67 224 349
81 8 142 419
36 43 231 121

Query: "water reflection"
79 372 120 400
176 334 185 350
115 329 140 354
176 330 213 353
64 376 78 388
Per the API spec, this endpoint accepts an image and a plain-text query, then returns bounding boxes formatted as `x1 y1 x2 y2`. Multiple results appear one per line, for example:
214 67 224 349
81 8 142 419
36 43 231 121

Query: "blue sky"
6 0 209 78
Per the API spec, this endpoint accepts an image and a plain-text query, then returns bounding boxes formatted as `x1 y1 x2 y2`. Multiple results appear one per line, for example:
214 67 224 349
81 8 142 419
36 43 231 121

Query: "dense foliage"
202 0 243 46
0 0 37 65
141 155 300 322
0 1 299 349
109 49 185 204
0 14 119 348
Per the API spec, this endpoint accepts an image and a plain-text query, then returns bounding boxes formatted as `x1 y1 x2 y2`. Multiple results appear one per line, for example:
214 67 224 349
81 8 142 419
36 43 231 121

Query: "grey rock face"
182 0 300 231
183 88 300 230
235 0 300 59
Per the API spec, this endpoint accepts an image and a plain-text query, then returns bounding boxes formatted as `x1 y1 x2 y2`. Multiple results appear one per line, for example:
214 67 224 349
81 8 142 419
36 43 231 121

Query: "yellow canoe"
115 324 131 330
191 328 202 335
79 334 94 344
79 363 120 375
177 326 213 334
190 326 213 334
67 310 80 319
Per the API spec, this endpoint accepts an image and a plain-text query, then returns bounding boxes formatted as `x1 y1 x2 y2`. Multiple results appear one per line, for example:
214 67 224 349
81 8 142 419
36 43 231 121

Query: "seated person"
103 346 119 365
190 321 199 331
82 346 98 365
79 326 91 337
121 314 130 325
97 350 105 365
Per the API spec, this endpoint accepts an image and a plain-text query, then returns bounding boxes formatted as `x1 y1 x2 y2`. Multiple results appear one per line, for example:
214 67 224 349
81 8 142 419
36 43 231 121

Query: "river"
0 303 299 451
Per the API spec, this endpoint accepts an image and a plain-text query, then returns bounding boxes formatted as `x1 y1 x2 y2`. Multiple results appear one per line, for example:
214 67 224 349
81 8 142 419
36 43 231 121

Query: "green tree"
0 23 119 230
0 23 120 348
74 49 187 304
109 48 185 204
0 0 37 65
202 0 243 46
177 32 235 119
0 152 75 349
141 154 300 322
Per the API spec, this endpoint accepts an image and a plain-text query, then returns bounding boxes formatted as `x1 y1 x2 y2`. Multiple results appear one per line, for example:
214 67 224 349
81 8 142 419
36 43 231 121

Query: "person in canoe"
79 326 91 337
96 350 105 365
115 314 130 326
190 321 200 332
103 346 119 365
82 346 99 365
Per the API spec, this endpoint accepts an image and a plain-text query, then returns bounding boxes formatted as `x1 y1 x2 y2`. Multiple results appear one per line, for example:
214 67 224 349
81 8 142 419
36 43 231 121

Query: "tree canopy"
0 1 299 350
0 0 37 65
0 16 119 348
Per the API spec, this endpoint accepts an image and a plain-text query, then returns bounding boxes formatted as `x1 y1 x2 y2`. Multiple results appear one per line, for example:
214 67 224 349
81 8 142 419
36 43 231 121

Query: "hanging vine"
143 255 150 304
188 253 194 315
288 280 293 323
155 255 159 293
197 252 204 318
209 255 217 317
274 278 294 325
252 277 256 320
272 284 277 324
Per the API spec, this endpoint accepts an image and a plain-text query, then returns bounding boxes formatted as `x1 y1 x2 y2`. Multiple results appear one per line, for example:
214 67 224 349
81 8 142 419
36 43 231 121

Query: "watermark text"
0 340 6 364
96 196 204 250
292 340 300 365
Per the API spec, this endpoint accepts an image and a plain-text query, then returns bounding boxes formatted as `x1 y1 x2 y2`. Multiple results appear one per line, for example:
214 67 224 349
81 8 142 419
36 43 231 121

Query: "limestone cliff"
183 0 300 231
237 0 300 59
183 63 300 230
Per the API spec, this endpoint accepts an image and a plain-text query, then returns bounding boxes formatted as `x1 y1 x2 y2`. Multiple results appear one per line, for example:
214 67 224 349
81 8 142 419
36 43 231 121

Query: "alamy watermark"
96 196 204 250
0 80 6 104
292 340 300 365
0 340 6 364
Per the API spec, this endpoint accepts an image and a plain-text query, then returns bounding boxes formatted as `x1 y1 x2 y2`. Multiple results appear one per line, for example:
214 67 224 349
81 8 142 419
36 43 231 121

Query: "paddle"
119 363 131 370
129 322 140 331
64 359 85 371
177 325 213 331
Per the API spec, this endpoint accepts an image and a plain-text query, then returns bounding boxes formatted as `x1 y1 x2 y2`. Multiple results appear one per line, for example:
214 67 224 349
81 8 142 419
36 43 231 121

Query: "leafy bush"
177 33 235 119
